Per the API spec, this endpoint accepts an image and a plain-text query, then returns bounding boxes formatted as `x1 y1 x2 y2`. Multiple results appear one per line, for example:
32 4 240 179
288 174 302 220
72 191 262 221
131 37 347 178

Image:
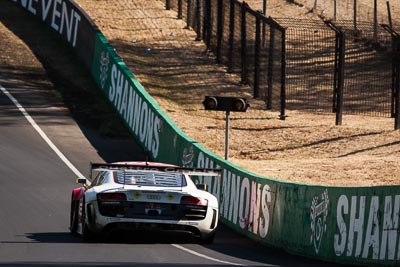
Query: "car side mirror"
196 184 208 191
76 178 87 185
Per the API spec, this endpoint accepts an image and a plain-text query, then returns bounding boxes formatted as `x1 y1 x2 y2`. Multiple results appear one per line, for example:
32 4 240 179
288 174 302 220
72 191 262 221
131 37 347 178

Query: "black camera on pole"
202 96 249 160
202 96 249 112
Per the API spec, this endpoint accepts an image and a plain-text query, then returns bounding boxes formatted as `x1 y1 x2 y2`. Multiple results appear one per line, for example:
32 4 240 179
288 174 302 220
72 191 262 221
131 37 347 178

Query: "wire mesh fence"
292 0 400 31
163 0 400 128
174 0 286 108
335 20 394 117
276 18 337 112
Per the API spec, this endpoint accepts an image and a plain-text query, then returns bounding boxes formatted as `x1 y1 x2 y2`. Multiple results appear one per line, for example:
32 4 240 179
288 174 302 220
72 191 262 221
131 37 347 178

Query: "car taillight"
98 193 126 201
180 196 208 206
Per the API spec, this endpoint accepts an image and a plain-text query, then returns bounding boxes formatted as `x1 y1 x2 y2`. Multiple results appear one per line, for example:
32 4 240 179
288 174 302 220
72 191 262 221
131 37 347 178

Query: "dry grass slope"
74 0 400 186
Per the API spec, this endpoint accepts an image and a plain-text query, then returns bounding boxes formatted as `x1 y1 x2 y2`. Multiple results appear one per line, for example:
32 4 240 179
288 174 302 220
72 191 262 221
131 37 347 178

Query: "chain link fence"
276 18 337 113
163 0 400 129
335 20 393 117
166 0 286 115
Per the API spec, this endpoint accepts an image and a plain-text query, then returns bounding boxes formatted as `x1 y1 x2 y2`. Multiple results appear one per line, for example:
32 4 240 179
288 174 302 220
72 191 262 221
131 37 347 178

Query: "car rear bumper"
85 201 218 238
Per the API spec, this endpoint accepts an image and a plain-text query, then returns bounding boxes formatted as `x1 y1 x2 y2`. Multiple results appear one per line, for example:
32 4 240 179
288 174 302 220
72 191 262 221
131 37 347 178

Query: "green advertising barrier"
10 0 100 70
10 1 400 265
90 32 400 266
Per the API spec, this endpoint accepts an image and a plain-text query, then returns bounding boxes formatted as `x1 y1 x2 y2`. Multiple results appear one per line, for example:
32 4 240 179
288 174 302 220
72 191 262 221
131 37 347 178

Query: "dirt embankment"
2 0 399 186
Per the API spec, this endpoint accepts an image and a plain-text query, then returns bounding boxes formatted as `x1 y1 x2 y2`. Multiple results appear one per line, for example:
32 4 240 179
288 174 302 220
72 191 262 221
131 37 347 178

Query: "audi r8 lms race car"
70 162 220 243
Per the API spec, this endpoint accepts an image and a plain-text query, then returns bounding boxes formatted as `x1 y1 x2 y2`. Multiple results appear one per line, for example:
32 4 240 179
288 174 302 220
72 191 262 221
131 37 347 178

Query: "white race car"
70 162 220 243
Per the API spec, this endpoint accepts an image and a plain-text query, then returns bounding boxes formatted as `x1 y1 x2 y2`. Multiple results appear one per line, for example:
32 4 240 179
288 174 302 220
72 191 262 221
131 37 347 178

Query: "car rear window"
113 171 187 187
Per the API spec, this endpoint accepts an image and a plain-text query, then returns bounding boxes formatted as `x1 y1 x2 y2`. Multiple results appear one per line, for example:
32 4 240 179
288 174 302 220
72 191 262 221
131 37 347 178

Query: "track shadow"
20 226 351 267
0 263 229 267
0 2 147 163
23 230 196 245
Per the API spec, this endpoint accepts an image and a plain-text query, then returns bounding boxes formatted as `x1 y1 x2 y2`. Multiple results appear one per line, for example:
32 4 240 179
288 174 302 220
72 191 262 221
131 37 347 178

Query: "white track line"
172 244 246 266
2 83 243 265
0 84 85 179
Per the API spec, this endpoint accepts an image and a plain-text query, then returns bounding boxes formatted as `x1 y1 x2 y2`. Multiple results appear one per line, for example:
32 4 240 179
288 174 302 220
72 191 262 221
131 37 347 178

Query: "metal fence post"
280 28 286 120
205 0 212 50
195 0 202 41
262 2 267 48
394 36 400 129
254 12 261 98
178 0 183 19
216 0 224 63
202 0 207 42
241 2 248 85
332 33 339 113
186 0 192 29
228 0 235 72
381 24 399 124
336 31 345 125
325 20 345 125
263 0 267 15
387 1 393 28
267 26 275 109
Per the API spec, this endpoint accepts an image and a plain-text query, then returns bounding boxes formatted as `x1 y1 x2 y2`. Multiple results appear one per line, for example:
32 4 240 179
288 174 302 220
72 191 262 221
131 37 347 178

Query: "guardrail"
10 1 400 266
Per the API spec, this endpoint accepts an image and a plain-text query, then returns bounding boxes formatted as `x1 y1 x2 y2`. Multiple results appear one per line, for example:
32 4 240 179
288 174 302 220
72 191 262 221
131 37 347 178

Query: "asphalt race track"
0 3 354 260
0 78 355 267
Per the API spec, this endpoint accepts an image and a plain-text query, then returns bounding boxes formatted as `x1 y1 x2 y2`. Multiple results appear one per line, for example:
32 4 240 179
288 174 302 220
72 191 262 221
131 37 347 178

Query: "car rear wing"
90 162 221 180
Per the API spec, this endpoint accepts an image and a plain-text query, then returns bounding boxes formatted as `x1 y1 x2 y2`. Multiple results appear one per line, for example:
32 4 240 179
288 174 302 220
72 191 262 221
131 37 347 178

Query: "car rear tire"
81 202 96 241
82 223 95 241
200 232 215 244
70 199 79 234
